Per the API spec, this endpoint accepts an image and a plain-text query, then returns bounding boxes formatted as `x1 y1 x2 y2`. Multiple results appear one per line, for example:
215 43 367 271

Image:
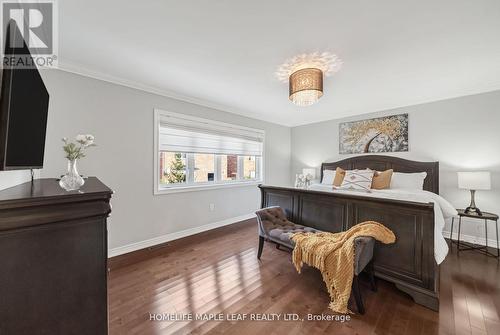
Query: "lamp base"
464 206 483 216
465 189 483 216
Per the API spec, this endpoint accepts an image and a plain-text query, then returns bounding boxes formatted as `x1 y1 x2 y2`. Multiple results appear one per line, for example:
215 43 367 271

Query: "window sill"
154 180 262 195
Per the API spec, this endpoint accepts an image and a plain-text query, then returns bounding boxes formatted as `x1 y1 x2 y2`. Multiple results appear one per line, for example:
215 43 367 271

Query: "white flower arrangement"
62 134 96 160
294 173 314 189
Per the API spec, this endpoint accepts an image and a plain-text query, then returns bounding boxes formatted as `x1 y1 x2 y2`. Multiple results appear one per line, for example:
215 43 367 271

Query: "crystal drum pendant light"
276 52 342 107
288 68 323 106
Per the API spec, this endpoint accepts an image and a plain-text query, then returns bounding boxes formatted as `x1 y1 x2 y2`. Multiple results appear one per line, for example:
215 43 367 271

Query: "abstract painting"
339 114 409 154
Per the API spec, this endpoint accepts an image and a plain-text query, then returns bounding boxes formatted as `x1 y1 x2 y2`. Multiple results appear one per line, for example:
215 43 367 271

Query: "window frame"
154 109 265 195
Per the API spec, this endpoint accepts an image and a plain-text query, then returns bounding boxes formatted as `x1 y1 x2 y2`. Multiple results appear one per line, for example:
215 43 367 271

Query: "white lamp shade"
302 168 316 179
457 171 491 190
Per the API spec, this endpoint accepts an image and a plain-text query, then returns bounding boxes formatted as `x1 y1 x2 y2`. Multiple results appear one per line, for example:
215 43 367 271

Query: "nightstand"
449 209 499 257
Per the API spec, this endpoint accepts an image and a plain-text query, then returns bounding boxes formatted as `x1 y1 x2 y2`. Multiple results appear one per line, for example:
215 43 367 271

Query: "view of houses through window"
159 152 261 187
159 152 187 184
220 155 238 181
242 156 257 179
194 153 215 182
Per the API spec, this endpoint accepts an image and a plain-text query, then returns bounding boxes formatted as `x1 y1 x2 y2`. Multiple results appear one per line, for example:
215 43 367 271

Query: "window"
194 153 215 183
159 152 187 185
220 155 238 181
154 110 264 193
242 156 257 179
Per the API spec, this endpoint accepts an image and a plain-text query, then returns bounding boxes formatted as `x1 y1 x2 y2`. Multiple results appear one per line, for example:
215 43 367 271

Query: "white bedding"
307 183 457 264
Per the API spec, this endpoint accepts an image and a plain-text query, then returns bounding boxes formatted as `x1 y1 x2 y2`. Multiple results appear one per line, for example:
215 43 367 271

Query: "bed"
259 155 454 311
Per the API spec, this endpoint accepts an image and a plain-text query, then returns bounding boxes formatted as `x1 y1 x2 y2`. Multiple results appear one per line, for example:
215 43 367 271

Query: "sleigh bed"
259 155 441 310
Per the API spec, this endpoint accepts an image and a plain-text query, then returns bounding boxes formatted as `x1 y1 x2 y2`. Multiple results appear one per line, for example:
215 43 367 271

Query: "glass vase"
59 159 85 191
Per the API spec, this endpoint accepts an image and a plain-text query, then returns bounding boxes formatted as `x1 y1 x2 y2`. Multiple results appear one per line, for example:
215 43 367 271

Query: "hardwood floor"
108 219 500 335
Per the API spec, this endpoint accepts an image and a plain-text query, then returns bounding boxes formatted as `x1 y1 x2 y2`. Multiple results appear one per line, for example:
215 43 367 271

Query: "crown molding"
55 60 279 125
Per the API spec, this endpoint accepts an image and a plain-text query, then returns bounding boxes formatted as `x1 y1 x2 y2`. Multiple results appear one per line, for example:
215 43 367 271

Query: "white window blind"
158 113 264 156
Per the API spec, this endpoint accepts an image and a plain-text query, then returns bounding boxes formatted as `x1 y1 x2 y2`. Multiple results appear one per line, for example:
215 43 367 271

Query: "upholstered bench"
255 206 377 314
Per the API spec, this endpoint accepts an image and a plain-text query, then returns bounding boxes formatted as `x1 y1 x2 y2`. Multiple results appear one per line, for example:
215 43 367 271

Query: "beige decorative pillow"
333 167 346 187
338 169 375 191
371 169 394 189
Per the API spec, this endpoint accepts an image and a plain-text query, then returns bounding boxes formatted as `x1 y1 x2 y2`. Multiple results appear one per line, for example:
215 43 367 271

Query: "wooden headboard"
321 155 440 194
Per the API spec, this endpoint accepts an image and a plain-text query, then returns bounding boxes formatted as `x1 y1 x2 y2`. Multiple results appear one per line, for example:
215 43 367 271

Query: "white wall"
0 170 32 190
291 90 500 245
0 69 291 254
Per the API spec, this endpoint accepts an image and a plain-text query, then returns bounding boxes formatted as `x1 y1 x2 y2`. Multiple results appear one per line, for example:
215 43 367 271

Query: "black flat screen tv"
0 21 50 170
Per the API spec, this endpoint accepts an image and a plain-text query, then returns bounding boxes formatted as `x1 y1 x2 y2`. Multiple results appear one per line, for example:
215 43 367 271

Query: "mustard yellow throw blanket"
291 221 396 314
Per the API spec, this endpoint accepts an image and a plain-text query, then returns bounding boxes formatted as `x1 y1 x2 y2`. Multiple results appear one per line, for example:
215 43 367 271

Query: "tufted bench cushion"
255 206 322 248
269 225 321 248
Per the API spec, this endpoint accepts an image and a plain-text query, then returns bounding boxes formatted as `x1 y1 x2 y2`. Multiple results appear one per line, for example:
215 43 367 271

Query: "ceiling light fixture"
289 68 323 107
276 52 342 107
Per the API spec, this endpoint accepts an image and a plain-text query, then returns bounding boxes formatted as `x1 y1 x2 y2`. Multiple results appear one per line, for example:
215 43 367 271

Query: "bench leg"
352 276 365 314
257 236 265 260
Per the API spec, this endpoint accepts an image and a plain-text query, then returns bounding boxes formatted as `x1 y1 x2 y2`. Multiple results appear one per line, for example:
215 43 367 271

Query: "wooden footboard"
259 185 439 311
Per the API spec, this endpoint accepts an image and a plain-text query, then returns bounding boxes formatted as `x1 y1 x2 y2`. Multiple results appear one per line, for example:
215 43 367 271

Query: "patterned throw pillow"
337 169 375 191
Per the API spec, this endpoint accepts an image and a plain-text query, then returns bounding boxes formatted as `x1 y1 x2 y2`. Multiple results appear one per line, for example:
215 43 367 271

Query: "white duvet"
308 184 457 264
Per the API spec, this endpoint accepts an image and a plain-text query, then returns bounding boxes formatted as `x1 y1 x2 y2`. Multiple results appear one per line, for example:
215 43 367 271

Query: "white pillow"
338 169 374 191
321 170 336 185
390 172 427 190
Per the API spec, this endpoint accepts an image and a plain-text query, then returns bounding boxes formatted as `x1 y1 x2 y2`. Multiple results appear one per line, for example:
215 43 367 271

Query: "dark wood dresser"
0 177 112 335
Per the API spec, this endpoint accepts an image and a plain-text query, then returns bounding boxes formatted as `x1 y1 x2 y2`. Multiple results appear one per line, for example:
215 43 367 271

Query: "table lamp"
457 171 491 216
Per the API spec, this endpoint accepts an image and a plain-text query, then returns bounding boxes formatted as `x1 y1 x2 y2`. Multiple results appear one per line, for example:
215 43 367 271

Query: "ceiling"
59 0 500 126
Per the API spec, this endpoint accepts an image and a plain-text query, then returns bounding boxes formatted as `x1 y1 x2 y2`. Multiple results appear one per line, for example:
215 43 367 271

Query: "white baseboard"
108 213 256 258
443 230 499 248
